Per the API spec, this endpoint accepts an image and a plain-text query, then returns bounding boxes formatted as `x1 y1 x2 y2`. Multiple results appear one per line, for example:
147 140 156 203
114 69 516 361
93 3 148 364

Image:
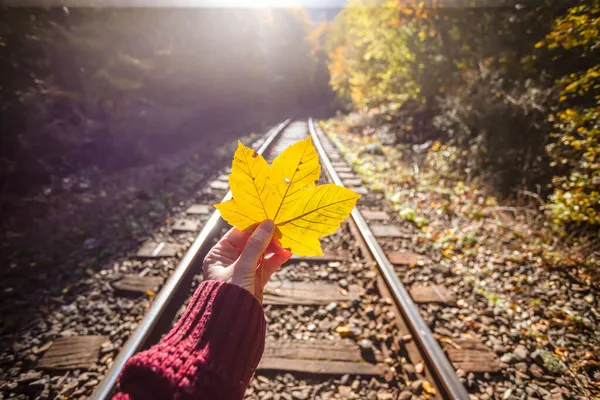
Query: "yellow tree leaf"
215 137 360 256
229 140 272 221
422 380 436 395
268 137 321 219
276 184 360 255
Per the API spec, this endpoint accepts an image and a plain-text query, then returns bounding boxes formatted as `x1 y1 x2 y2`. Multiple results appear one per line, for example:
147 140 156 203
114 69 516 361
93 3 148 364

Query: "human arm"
112 220 291 400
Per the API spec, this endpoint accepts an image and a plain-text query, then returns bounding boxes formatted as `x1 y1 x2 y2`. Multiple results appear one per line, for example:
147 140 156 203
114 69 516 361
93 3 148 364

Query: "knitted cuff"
116 280 266 400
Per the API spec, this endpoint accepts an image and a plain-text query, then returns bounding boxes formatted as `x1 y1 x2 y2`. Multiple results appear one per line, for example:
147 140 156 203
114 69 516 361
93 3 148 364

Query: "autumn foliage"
542 2 600 227
321 0 599 238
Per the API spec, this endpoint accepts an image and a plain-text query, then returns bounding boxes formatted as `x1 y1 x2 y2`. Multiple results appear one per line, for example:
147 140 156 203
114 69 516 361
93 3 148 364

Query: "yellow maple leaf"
215 137 360 256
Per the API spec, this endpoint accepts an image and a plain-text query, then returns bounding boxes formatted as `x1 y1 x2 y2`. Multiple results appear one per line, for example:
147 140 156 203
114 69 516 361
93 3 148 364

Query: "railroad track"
2 119 483 400
91 118 468 400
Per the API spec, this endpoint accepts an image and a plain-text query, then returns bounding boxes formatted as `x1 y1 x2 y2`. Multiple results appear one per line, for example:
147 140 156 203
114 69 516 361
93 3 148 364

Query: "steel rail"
91 119 291 400
309 118 469 400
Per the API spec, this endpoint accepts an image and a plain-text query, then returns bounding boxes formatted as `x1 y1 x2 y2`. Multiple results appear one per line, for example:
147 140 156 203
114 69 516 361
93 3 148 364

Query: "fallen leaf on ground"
422 380 436 395
215 138 361 255
335 325 351 338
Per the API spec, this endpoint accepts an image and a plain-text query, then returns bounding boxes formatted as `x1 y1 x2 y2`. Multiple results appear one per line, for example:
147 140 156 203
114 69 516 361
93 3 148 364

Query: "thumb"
237 220 275 269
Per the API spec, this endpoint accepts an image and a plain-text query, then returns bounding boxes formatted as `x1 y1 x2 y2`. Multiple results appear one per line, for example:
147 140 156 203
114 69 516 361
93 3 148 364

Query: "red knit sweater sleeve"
112 280 266 400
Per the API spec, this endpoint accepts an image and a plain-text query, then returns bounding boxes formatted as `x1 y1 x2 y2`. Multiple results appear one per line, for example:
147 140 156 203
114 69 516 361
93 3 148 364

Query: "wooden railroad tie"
209 180 229 191
113 275 163 295
441 338 505 373
353 187 369 195
37 336 106 371
136 241 180 258
263 280 360 306
332 162 349 168
409 284 456 304
343 178 363 187
361 210 391 222
185 204 211 215
258 339 385 376
385 251 422 266
370 224 408 238
338 172 356 179
289 249 349 263
335 166 353 173
172 219 200 232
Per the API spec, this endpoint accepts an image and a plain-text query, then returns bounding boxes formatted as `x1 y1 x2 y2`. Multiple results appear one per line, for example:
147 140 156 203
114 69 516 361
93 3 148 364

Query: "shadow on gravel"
0 118 271 345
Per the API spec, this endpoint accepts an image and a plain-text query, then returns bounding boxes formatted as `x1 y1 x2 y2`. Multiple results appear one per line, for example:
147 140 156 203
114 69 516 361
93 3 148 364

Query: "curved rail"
91 119 291 400
309 118 469 400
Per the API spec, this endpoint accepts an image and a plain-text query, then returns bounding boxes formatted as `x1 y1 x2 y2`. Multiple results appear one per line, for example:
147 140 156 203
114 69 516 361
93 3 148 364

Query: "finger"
237 220 274 268
268 239 291 256
261 250 292 284
220 227 252 250
265 239 279 255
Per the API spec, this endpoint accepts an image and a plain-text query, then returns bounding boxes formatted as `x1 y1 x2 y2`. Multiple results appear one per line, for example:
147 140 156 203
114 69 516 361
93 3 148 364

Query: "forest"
0 7 338 266
1 2 598 269
1 7 333 198
317 0 599 266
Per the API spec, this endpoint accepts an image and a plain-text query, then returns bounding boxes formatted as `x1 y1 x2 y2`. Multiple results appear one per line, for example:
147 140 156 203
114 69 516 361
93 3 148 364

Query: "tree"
0 7 325 200
323 0 598 233
543 1 600 228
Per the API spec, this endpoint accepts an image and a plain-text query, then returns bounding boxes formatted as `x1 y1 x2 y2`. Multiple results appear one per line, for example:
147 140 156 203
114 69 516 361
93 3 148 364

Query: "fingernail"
260 219 274 233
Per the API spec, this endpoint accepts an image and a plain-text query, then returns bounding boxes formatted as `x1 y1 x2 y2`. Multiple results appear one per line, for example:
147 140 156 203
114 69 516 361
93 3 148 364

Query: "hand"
203 220 292 302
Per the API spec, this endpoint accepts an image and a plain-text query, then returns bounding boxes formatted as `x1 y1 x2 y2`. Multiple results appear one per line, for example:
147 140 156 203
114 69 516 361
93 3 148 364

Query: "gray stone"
500 353 515 364
59 380 79 396
17 371 42 383
340 374 350 385
514 344 529 361
515 362 528 373
398 391 413 400
262 392 274 400
410 380 423 393
28 379 47 389
365 306 375 319
280 392 293 400
292 389 309 400
530 364 544 379
403 363 416 375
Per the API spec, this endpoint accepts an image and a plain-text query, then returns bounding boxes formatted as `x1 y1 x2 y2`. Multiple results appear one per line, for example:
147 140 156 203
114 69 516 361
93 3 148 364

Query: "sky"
4 0 347 8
